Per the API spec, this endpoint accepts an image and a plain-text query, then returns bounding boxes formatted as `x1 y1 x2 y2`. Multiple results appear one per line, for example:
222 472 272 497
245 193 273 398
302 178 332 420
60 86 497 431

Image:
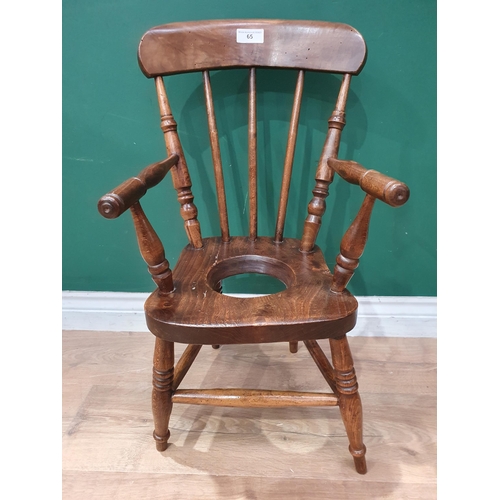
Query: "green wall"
63 0 436 296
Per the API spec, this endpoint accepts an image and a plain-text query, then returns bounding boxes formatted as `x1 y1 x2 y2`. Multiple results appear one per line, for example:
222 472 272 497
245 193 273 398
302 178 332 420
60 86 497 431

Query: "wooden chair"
97 19 409 475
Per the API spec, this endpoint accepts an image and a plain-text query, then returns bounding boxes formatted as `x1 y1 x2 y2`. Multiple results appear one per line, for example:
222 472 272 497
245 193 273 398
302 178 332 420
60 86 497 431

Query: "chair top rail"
138 19 367 77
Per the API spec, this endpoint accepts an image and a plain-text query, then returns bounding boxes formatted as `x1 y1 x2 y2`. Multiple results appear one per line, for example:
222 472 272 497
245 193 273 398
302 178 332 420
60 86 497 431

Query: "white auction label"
236 29 264 44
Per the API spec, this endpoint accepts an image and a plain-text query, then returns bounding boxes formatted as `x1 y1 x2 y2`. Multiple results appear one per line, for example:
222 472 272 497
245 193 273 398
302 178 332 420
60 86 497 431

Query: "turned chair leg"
329 336 367 474
152 338 174 451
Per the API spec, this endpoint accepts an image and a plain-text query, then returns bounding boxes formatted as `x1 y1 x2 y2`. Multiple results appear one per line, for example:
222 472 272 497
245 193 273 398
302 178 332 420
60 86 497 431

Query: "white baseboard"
62 291 436 338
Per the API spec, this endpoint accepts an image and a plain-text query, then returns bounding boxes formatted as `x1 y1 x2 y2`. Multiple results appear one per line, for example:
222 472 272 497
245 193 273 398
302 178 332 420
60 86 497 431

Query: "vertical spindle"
248 67 258 241
155 77 203 248
275 70 305 243
300 74 352 252
203 71 230 242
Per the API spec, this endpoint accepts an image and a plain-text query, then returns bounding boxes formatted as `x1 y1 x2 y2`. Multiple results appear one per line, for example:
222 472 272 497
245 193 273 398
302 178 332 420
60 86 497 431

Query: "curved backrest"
138 19 367 77
138 20 367 250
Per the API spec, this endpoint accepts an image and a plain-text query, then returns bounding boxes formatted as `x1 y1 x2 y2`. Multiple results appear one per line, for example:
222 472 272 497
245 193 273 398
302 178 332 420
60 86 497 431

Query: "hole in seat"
221 272 287 296
206 255 295 297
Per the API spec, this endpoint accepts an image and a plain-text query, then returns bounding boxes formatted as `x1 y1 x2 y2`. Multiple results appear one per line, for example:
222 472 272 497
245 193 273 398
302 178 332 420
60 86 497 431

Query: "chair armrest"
97 154 179 219
328 158 409 207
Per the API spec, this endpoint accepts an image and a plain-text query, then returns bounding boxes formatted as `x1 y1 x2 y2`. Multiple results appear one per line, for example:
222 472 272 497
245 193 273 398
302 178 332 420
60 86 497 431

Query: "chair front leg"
329 335 367 474
152 338 174 451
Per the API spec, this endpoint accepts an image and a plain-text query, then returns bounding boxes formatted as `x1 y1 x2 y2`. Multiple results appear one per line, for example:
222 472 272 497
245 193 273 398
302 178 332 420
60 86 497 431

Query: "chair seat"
145 236 358 344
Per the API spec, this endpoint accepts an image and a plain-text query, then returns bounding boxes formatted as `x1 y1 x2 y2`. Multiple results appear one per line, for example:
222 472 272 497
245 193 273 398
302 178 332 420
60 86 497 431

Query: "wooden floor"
62 331 436 499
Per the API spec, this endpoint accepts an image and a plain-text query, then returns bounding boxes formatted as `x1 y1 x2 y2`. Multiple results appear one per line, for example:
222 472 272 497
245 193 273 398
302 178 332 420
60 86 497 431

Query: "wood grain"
331 194 376 292
63 471 436 500
202 71 230 242
155 76 203 248
300 74 352 252
274 69 304 243
330 335 366 473
144 237 358 344
129 202 174 295
97 155 178 219
172 388 339 407
63 331 436 499
328 158 410 207
138 20 367 77
248 67 258 241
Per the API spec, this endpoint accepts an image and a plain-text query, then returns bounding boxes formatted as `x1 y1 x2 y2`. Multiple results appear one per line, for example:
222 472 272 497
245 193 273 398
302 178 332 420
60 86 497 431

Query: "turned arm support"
97 154 179 295
97 154 179 219
328 158 410 207
329 159 409 293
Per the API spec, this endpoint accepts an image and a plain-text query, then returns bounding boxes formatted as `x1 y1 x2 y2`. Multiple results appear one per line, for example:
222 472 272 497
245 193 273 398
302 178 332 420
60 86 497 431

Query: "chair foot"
212 344 220 349
289 341 298 353
154 430 170 452
350 445 367 474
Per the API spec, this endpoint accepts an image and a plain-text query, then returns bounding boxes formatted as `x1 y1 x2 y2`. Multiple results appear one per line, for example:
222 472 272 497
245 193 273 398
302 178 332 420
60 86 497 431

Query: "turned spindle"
330 336 367 474
329 159 409 292
300 74 351 252
129 202 174 295
328 158 410 207
155 77 203 248
331 194 375 293
97 155 178 220
152 338 174 451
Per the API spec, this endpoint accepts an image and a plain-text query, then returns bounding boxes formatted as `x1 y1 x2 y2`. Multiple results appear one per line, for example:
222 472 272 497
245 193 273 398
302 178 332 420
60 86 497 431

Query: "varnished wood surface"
129 202 174 295
331 194 376 293
300 74 351 252
202 71 230 242
173 344 202 391
97 155 178 219
172 388 339 407
62 331 436 499
328 158 410 207
248 68 258 240
138 20 367 77
155 76 203 248
145 237 358 344
275 70 304 243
